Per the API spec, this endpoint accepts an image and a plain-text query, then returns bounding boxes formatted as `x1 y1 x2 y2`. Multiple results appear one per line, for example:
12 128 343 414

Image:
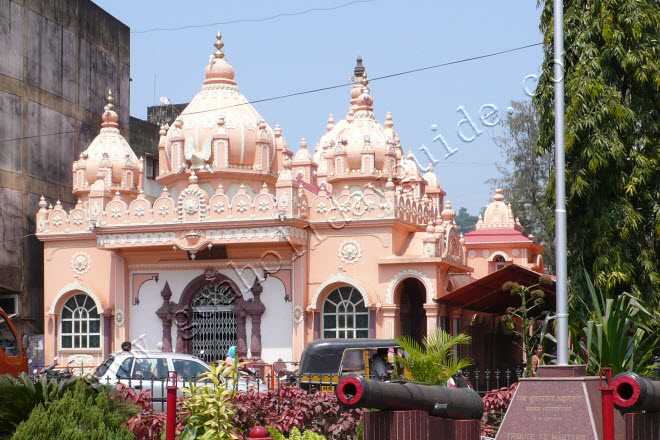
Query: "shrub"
11 380 134 440
181 362 240 440
481 383 518 438
0 373 131 439
233 385 362 440
267 426 327 440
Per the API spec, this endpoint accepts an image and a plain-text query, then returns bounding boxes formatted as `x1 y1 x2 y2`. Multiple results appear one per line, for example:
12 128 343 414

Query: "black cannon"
613 372 660 412
335 375 483 420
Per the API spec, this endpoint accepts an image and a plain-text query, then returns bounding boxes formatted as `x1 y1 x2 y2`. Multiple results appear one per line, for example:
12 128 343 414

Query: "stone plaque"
497 366 623 440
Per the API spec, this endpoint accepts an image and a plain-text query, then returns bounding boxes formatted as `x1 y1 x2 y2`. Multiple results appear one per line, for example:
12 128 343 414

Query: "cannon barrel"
612 372 660 412
335 375 483 420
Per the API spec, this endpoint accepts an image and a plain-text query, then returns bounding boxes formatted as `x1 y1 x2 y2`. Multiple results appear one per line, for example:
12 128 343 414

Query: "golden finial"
106 89 115 110
214 29 225 59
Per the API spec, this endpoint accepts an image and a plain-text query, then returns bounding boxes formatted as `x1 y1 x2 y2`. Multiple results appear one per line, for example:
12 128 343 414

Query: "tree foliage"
488 100 554 273
534 0 660 302
454 207 479 235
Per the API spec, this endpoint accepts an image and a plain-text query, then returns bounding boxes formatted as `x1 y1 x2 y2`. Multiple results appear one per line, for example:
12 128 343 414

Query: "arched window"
322 286 369 339
494 255 507 271
61 293 101 349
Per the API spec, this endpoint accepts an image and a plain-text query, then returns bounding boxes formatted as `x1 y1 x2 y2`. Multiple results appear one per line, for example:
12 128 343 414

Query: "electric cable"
0 41 541 143
131 0 378 34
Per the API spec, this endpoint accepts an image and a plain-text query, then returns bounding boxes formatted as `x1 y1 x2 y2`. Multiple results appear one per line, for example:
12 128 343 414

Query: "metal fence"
454 366 525 395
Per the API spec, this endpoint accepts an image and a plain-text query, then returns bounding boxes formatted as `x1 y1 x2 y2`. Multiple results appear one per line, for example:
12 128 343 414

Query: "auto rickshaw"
0 307 28 377
295 338 403 392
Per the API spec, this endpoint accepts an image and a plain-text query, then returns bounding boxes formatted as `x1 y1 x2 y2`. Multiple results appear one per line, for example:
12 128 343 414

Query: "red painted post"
165 370 178 440
247 426 273 440
600 367 614 440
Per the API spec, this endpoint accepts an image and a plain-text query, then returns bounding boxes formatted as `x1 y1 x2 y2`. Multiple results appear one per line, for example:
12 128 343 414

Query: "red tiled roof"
463 228 533 244
296 177 321 196
438 264 555 315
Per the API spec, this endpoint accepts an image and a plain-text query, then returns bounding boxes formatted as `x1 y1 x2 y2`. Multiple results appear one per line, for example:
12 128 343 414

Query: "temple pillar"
247 278 266 360
423 302 439 336
381 305 398 339
155 282 174 352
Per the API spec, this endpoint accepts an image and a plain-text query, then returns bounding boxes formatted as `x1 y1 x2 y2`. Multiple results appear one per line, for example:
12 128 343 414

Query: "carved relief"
71 251 91 277
338 239 362 264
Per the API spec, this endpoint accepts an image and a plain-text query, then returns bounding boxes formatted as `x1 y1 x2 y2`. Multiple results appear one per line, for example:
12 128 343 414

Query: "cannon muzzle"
613 372 660 412
336 375 483 420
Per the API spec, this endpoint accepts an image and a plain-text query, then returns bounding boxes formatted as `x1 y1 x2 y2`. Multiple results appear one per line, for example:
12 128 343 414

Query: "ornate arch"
47 280 105 315
309 272 371 310
386 269 435 304
487 251 511 262
171 269 266 360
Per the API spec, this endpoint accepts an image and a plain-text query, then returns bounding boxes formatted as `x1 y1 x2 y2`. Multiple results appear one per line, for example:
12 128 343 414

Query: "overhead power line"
132 0 377 34
0 42 542 144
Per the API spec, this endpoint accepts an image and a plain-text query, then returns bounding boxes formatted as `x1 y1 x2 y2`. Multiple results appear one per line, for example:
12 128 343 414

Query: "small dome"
73 91 141 193
480 189 520 229
401 151 421 178
423 165 441 188
293 138 313 162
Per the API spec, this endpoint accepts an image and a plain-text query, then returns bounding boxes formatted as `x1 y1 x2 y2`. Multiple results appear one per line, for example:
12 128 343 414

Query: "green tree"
454 207 479 235
488 100 554 273
394 328 472 386
534 0 660 302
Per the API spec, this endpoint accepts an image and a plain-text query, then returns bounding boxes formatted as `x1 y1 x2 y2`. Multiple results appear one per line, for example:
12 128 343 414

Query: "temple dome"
475 189 522 231
72 91 142 196
316 57 399 182
160 31 282 177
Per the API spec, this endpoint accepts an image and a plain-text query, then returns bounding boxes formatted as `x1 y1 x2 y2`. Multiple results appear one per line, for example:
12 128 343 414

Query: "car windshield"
93 355 115 378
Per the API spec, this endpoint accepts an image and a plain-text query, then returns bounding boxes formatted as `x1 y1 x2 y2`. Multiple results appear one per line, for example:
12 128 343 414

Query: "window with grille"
61 293 101 349
322 286 369 339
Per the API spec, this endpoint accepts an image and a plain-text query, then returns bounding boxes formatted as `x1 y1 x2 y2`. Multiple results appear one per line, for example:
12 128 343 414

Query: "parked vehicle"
93 350 266 411
0 307 28 377
295 338 403 392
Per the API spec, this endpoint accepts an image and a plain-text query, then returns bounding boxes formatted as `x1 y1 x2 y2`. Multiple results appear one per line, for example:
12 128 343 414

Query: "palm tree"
395 328 473 386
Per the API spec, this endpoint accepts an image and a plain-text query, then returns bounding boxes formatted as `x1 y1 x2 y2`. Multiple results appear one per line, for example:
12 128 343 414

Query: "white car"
93 351 266 412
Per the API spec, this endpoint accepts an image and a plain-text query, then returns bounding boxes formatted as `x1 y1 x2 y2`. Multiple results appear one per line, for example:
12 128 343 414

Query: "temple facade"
36 32 545 368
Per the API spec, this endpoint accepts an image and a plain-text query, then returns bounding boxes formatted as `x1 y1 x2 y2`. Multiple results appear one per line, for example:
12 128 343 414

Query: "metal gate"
190 283 236 364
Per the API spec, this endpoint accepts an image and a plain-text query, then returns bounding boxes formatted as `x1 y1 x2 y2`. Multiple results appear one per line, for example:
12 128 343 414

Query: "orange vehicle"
0 307 28 377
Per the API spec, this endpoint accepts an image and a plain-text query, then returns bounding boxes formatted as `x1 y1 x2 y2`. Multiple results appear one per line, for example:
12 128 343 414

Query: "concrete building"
0 0 130 338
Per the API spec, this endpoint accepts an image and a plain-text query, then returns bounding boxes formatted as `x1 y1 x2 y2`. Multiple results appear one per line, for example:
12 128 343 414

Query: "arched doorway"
190 283 237 363
398 278 426 344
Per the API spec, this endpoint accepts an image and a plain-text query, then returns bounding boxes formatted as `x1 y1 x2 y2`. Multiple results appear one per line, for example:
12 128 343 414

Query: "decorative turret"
72 90 143 204
292 138 318 185
478 189 522 230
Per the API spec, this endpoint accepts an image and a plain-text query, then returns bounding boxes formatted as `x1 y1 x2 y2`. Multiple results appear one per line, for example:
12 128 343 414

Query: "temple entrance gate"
190 283 237 364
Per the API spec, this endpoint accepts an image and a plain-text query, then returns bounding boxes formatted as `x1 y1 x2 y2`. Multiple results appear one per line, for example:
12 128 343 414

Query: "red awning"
438 264 556 315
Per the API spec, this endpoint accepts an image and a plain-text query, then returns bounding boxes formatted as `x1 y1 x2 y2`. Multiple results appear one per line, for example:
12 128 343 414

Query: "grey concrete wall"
0 0 130 336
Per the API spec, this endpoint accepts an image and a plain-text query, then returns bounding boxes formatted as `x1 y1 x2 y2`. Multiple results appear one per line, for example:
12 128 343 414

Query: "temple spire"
214 29 225 59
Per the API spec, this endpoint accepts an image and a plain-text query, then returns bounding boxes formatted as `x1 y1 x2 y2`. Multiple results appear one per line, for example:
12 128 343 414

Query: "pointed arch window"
61 293 101 349
322 286 369 339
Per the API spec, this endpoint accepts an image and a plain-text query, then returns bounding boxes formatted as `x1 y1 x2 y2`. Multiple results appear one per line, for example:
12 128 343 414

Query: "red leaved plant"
233 385 362 440
112 383 189 440
481 382 518 438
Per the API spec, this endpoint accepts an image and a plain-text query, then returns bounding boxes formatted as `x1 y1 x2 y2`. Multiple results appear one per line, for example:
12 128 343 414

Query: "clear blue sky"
94 0 544 215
